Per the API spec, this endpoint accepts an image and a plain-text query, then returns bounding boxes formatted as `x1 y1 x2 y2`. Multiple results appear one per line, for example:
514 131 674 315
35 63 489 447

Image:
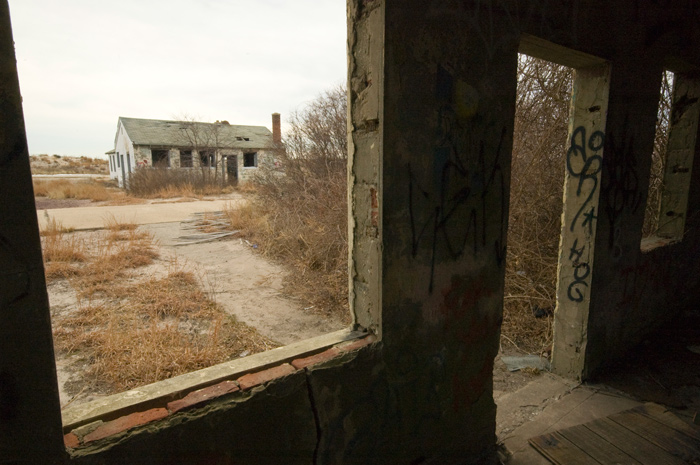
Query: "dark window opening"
180 150 193 168
152 149 170 167
244 152 257 167
199 150 215 167
117 154 120 168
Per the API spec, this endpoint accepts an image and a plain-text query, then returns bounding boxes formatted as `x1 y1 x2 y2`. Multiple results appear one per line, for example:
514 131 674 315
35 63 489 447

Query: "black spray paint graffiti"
409 66 507 294
565 126 604 302
566 126 604 233
601 122 642 250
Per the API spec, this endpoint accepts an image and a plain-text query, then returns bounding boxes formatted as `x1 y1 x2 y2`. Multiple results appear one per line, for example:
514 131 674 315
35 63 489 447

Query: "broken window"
199 150 215 167
180 150 193 168
641 71 700 247
152 149 170 167
243 152 257 168
642 71 674 240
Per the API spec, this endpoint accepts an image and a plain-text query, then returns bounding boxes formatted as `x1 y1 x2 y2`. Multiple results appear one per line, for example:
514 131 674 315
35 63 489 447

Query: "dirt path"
143 221 346 345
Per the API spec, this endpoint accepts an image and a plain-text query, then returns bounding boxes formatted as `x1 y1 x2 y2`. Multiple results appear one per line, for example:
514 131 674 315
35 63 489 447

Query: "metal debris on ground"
175 211 238 246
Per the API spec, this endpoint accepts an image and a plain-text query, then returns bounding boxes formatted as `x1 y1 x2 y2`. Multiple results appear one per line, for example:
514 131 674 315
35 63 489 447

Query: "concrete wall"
2 1 700 464
121 146 269 184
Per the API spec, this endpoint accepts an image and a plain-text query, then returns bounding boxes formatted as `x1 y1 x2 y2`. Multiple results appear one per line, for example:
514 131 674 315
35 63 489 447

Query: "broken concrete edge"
62 328 363 432
62 332 378 450
640 235 680 253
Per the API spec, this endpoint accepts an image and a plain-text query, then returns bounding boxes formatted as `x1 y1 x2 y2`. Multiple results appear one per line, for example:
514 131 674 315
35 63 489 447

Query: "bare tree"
642 70 674 237
249 85 349 318
282 85 347 177
176 115 229 183
503 55 573 353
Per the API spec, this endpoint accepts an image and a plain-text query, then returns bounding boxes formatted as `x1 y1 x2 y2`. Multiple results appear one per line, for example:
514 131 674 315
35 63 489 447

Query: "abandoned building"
107 115 281 187
3 1 700 463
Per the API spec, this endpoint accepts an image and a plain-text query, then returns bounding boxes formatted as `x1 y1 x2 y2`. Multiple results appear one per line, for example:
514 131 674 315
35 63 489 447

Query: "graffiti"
567 263 590 303
602 122 642 248
136 159 149 168
566 126 604 232
408 65 507 293
408 129 507 294
564 126 604 302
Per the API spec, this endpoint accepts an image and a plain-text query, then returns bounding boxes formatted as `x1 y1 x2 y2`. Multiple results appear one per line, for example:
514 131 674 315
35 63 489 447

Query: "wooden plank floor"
529 403 700 464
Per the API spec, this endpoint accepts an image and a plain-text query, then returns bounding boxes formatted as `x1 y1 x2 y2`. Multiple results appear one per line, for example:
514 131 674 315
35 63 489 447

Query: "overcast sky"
8 0 347 157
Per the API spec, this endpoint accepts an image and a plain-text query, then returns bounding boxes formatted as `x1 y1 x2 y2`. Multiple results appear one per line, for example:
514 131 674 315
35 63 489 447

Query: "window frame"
243 151 257 168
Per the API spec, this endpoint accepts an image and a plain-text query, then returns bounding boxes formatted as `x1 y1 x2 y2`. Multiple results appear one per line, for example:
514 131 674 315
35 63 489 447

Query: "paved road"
37 199 242 230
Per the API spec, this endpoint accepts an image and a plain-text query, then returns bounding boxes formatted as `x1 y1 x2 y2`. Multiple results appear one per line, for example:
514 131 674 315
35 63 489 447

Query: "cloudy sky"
8 0 347 157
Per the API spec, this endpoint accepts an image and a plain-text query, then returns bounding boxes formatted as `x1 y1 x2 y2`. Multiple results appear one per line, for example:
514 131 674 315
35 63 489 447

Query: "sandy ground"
144 221 346 344
48 206 346 409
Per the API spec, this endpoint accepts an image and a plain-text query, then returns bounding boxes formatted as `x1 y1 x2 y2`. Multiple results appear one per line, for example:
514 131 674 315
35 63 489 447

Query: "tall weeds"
226 86 349 321
126 167 232 198
33 178 118 201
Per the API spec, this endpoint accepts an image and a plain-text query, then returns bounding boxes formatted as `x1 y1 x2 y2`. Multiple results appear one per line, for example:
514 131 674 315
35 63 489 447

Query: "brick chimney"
272 112 281 145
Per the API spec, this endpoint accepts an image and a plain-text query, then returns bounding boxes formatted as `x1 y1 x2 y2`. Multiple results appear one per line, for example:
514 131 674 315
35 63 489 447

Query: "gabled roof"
117 117 272 150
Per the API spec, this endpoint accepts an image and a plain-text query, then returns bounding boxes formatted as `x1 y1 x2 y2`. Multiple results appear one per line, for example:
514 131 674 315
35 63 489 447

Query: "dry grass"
224 169 349 323
41 218 86 280
32 178 119 202
45 219 276 395
53 267 274 392
222 86 350 323
40 217 74 236
32 175 216 205
126 167 234 198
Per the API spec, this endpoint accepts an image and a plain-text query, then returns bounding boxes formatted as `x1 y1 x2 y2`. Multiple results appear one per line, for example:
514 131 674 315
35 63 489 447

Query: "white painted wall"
113 121 135 187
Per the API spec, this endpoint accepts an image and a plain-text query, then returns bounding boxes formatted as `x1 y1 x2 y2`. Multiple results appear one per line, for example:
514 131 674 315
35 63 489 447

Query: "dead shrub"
225 85 350 322
126 167 227 198
502 56 573 355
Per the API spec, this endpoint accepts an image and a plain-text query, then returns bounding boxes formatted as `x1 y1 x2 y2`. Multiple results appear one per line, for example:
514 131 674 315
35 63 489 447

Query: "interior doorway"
501 54 573 363
226 155 238 184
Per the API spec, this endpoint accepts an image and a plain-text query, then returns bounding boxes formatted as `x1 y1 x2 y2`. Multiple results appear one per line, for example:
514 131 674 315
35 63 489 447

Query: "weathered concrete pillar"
551 64 610 379
347 0 384 336
0 1 66 462
348 1 518 460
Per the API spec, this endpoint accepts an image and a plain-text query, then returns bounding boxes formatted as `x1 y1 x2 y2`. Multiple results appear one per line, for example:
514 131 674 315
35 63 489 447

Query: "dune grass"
44 217 276 396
